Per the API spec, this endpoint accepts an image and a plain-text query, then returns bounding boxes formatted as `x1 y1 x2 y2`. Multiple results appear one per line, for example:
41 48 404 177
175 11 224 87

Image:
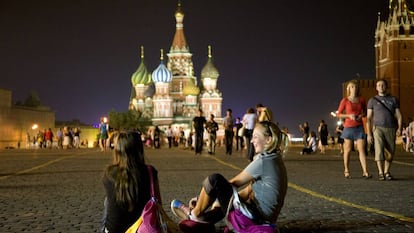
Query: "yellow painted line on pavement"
393 160 414 166
209 156 243 171
288 183 414 223
209 156 414 223
0 151 90 181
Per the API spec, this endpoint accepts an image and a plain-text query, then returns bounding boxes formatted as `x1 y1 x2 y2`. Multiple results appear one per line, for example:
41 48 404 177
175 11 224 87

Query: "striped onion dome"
152 49 172 83
201 45 219 79
131 46 152 86
183 80 200 96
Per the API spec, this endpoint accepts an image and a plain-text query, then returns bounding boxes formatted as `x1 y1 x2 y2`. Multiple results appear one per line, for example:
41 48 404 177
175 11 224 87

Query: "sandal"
344 171 351 179
362 173 372 179
378 173 385 181
385 172 393 180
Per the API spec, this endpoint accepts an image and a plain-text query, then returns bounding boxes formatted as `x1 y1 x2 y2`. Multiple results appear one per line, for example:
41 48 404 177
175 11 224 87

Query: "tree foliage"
23 90 41 107
108 110 150 131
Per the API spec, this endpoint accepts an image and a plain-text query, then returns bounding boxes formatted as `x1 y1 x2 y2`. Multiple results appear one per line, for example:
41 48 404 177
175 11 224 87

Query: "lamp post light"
30 124 39 148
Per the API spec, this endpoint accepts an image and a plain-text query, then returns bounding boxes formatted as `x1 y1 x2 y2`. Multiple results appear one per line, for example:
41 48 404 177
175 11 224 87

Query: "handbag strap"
373 96 394 117
146 165 155 197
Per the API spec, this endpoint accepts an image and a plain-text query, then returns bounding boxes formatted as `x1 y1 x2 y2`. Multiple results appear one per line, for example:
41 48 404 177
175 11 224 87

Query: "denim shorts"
341 125 366 141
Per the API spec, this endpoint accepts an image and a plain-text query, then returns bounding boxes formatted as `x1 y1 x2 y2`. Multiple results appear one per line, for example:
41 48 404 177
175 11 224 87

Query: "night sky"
0 0 389 136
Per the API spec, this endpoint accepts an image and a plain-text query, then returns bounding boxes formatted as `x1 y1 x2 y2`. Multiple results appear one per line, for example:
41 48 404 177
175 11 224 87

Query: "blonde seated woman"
170 121 288 233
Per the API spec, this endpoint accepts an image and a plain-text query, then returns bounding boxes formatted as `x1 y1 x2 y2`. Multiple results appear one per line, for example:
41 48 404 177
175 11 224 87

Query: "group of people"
100 103 289 233
336 79 402 181
99 78 404 232
26 126 83 149
298 79 403 181
299 120 329 155
101 118 288 233
192 108 235 156
192 104 280 159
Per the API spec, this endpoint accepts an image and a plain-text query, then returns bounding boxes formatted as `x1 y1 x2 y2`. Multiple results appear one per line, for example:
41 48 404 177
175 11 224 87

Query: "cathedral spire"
171 1 188 51
160 49 164 62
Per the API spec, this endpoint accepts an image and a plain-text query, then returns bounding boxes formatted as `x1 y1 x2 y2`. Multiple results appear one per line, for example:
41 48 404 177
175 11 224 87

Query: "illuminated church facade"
128 2 223 130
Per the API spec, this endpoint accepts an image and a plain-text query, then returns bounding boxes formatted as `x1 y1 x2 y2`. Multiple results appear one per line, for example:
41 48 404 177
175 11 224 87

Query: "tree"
24 90 41 107
108 110 148 130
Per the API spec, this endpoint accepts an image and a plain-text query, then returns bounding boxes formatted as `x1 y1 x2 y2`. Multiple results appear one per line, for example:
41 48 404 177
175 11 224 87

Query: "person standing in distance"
205 114 219 155
243 108 257 161
366 79 402 181
223 109 235 155
299 122 310 146
166 125 173 148
193 109 207 155
234 117 244 151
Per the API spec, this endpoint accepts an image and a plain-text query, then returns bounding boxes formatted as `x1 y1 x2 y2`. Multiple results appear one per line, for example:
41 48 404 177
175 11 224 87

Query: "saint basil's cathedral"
128 2 222 130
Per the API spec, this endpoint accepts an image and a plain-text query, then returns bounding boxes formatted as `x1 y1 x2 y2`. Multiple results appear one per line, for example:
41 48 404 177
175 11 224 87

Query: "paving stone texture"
0 145 413 233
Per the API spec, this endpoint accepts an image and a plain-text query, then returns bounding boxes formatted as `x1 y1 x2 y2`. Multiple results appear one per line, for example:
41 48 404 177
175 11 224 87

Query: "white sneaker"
171 199 190 220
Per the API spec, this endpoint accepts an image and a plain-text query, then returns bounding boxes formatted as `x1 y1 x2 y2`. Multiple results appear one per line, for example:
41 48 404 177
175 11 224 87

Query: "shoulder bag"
125 166 179 233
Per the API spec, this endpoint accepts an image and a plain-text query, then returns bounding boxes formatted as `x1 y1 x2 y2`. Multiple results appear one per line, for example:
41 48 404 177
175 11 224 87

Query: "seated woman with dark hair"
101 131 161 233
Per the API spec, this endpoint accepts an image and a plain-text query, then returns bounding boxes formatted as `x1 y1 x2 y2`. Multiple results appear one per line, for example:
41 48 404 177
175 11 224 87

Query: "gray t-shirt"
367 95 399 128
243 152 287 223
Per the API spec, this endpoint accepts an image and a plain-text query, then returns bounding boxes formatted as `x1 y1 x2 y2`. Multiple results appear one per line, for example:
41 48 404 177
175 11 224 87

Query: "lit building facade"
373 0 414 122
129 2 223 130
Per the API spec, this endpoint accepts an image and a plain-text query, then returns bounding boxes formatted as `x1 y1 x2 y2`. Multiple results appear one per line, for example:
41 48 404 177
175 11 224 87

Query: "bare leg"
343 139 352 177
376 160 384 174
384 160 392 174
356 139 369 175
192 187 210 217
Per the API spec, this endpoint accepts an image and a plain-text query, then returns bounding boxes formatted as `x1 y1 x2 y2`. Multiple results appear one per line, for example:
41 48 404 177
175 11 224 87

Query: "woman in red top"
337 80 372 179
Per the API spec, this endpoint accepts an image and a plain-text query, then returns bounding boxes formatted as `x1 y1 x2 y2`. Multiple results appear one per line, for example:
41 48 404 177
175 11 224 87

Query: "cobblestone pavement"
0 145 413 233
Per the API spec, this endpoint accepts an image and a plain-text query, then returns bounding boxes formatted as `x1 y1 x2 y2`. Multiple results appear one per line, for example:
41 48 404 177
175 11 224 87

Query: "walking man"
193 109 206 155
205 114 219 155
366 79 402 181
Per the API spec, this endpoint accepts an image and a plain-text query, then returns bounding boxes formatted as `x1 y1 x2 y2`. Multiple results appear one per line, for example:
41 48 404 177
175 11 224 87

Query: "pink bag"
224 187 277 233
225 209 276 233
137 166 167 233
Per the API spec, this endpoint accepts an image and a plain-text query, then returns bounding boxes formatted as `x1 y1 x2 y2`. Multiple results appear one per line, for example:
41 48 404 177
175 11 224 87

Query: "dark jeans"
167 136 172 148
195 131 204 154
245 129 254 161
224 130 234 154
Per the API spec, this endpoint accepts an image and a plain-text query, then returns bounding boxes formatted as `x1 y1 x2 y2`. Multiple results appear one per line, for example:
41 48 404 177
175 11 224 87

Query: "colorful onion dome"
201 45 219 79
183 79 200 96
152 49 172 83
131 46 152 86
